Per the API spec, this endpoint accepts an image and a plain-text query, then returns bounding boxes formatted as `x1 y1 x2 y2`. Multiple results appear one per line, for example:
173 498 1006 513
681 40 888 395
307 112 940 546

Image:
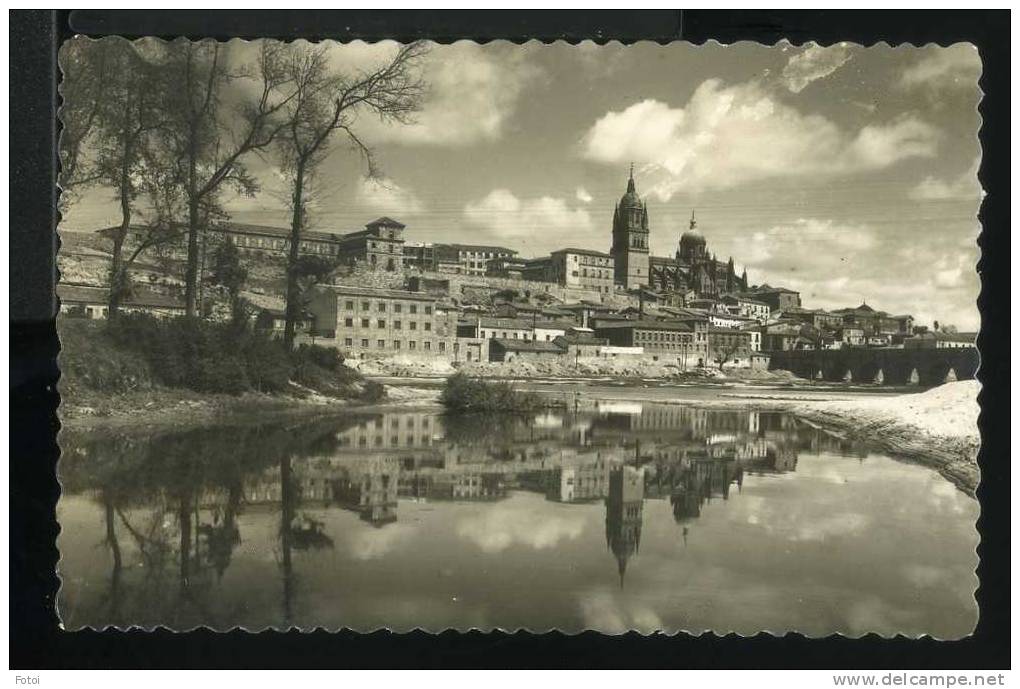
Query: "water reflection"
57 403 974 635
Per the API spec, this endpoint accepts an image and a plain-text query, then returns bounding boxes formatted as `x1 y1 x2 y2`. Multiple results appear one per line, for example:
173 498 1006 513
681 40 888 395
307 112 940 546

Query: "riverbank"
680 381 980 495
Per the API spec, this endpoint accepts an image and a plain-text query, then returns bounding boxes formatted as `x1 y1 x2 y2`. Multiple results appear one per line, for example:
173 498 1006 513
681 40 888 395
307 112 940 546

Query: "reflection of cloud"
582 80 938 197
456 502 586 554
577 590 664 634
348 522 416 560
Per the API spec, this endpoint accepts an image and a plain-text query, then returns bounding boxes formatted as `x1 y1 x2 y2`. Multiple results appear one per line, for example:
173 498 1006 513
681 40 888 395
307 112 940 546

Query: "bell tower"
610 164 650 289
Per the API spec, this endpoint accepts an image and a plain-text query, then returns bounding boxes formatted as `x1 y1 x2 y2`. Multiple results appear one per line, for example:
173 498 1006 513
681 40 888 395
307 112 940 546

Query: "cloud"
364 42 543 146
575 187 593 203
355 176 425 215
909 164 982 202
582 80 938 198
463 189 594 252
456 503 587 554
899 44 982 91
781 42 853 93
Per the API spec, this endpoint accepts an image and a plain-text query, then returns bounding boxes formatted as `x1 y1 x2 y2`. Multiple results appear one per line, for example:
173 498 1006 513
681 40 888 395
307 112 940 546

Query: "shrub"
440 372 544 413
64 312 371 399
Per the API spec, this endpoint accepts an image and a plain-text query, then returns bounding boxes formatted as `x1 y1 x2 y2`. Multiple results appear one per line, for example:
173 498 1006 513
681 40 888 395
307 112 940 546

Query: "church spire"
627 162 636 193
689 208 697 231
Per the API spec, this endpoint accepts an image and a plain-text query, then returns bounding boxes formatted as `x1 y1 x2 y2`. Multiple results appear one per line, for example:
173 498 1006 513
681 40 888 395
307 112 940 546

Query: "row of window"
343 300 433 315
367 241 400 252
569 255 613 267
343 338 446 352
478 330 531 340
635 330 693 343
343 318 432 331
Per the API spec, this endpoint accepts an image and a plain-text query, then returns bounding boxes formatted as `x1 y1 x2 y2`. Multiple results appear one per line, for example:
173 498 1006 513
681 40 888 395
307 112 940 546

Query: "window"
361 339 369 348
424 306 432 315
344 317 353 327
378 302 386 312
394 304 402 313
361 318 370 328
424 341 431 351
513 332 519 339
377 339 386 349
361 301 370 310
409 305 418 314
410 322 417 331
377 319 386 328
344 337 353 346
393 340 401 349
439 342 446 352
424 322 431 332
409 341 417 350
345 300 355 310
394 320 402 330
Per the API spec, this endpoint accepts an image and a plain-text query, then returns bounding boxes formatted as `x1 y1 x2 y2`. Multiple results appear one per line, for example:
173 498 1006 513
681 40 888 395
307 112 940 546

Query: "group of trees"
60 38 427 349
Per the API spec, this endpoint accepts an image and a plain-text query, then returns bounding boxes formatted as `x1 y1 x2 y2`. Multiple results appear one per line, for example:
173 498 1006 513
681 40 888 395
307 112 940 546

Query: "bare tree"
159 40 299 318
57 38 112 194
275 42 427 349
713 338 745 371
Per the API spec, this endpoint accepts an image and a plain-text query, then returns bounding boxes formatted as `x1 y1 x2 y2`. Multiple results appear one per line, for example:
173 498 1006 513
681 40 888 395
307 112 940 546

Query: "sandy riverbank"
684 381 981 495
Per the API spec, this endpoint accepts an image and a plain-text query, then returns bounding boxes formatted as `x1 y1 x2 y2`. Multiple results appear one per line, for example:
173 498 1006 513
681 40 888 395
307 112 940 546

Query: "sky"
64 40 983 329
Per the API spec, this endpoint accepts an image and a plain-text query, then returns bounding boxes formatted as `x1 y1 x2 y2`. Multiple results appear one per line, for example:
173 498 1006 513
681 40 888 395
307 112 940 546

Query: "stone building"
594 319 708 366
524 248 615 294
305 284 458 358
433 243 518 276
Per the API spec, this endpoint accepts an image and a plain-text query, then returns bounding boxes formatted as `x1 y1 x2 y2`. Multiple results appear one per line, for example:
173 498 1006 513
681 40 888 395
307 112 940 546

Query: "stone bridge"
768 347 979 386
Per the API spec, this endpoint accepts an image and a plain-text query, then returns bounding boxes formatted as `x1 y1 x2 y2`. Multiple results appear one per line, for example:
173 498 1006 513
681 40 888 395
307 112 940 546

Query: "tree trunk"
283 162 306 351
108 230 127 319
184 195 200 318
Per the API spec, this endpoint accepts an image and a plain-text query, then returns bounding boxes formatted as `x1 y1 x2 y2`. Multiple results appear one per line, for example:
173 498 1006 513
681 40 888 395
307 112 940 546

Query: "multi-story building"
743 285 801 312
610 169 650 289
707 327 754 368
305 284 458 358
530 248 616 294
433 243 518 276
456 316 535 341
594 319 708 366
485 255 528 279
832 303 913 336
402 241 435 270
720 294 770 322
332 217 406 271
780 306 843 330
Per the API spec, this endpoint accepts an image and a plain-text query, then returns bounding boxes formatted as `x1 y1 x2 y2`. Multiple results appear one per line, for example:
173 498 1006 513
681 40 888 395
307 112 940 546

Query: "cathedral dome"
680 230 705 245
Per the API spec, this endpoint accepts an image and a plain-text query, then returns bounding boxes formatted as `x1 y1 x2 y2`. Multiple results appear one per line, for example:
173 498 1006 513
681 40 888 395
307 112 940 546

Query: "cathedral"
609 169 748 297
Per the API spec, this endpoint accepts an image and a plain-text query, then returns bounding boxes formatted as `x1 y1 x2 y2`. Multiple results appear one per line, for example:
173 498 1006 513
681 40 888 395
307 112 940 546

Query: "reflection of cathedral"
608 169 748 296
605 466 644 587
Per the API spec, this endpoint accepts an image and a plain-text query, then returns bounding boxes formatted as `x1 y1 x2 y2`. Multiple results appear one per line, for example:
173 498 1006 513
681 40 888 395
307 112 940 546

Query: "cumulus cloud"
463 189 594 251
575 186 593 203
364 42 543 146
456 503 587 554
899 44 982 91
781 42 853 93
582 80 938 198
355 176 425 214
909 164 982 202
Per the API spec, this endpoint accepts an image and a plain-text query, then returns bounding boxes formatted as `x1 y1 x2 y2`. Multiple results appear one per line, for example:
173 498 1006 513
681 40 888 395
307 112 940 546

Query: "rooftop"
318 284 438 302
490 338 564 353
57 283 185 310
595 320 694 332
551 247 614 259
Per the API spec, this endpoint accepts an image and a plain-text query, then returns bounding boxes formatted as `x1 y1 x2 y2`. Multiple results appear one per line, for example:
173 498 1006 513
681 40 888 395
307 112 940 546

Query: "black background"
10 10 1010 669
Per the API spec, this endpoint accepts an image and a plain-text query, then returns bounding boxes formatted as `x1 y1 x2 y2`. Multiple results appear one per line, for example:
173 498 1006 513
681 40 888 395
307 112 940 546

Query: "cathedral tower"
611 165 650 289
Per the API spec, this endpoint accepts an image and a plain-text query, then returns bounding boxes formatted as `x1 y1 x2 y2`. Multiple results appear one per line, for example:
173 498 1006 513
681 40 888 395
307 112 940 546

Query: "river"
57 392 977 637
